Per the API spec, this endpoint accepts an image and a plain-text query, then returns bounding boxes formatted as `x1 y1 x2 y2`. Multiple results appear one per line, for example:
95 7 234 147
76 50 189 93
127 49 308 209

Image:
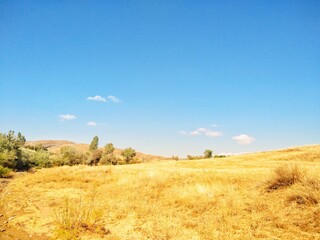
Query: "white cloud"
204 130 223 137
87 95 106 102
107 95 120 103
232 134 256 145
87 121 97 127
59 114 76 121
179 128 223 138
210 124 219 127
190 130 202 136
177 130 188 135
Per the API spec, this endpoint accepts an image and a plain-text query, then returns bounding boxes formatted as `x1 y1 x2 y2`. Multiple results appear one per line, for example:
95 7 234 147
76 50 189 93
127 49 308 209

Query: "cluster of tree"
0 131 139 177
39 136 138 167
187 149 213 160
0 131 30 177
24 144 48 152
0 131 28 171
171 155 179 161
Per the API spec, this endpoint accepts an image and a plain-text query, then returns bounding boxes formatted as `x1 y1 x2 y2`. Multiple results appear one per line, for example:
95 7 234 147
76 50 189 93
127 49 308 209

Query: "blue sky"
1 1 319 157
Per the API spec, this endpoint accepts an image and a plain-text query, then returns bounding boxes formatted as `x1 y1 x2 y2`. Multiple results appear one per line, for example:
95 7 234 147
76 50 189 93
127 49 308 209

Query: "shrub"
131 157 142 164
86 150 102 166
266 164 306 191
286 174 320 205
187 155 203 160
99 154 116 165
0 166 12 178
121 148 136 164
172 156 179 161
52 189 109 238
33 150 52 168
50 155 68 167
287 186 318 205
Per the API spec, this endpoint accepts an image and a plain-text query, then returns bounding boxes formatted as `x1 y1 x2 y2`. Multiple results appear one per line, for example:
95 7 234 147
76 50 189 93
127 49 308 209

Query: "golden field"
0 145 319 240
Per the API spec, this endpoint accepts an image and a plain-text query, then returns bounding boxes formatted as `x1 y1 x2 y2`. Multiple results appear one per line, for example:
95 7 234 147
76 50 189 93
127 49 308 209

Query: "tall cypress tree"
89 136 99 151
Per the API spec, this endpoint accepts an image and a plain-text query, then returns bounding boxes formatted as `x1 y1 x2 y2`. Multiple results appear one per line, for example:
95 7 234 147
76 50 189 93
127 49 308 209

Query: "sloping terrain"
25 140 168 161
0 145 319 239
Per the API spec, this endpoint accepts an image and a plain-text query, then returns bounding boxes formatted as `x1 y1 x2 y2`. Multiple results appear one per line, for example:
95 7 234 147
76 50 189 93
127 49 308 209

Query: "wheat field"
0 145 319 240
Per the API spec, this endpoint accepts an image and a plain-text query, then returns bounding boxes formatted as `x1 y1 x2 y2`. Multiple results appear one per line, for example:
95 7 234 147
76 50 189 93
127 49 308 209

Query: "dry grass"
52 187 109 239
265 164 306 191
0 145 319 239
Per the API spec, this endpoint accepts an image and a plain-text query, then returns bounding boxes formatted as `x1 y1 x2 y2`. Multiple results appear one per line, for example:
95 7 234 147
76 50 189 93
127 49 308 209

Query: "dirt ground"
0 178 49 240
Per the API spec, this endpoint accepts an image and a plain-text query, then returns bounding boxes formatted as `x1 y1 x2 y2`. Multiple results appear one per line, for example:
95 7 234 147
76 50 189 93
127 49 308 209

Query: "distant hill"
25 140 168 161
228 144 320 162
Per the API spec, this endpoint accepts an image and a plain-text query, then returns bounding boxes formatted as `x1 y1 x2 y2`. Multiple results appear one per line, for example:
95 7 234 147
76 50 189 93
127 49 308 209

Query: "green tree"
0 131 28 170
100 143 116 165
60 146 84 166
121 147 136 164
33 150 52 168
203 149 213 159
17 132 26 144
89 136 99 151
104 143 115 154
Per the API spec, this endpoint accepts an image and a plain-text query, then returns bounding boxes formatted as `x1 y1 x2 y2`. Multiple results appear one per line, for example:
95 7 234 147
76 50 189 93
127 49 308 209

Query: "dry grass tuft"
286 175 320 205
266 164 306 191
52 187 109 238
287 189 318 205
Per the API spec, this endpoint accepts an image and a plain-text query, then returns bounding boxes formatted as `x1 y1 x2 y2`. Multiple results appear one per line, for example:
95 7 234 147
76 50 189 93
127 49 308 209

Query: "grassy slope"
0 145 319 239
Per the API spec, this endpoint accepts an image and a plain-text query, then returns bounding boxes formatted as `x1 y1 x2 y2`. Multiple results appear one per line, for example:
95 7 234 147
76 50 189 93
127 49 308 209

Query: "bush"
60 146 86 166
86 150 102 166
131 157 142 164
266 164 306 191
187 155 203 160
121 148 136 164
50 155 69 167
52 189 108 238
99 154 116 165
33 150 52 168
0 166 12 178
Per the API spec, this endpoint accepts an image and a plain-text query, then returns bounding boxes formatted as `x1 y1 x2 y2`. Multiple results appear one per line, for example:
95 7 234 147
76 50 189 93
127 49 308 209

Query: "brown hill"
25 140 168 161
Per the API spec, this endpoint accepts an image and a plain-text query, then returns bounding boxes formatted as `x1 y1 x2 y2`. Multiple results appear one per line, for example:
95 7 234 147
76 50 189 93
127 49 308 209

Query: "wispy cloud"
87 121 97 127
86 95 120 103
59 114 76 121
107 95 120 103
177 130 188 135
87 95 106 102
232 134 255 145
179 128 223 137
210 124 219 127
